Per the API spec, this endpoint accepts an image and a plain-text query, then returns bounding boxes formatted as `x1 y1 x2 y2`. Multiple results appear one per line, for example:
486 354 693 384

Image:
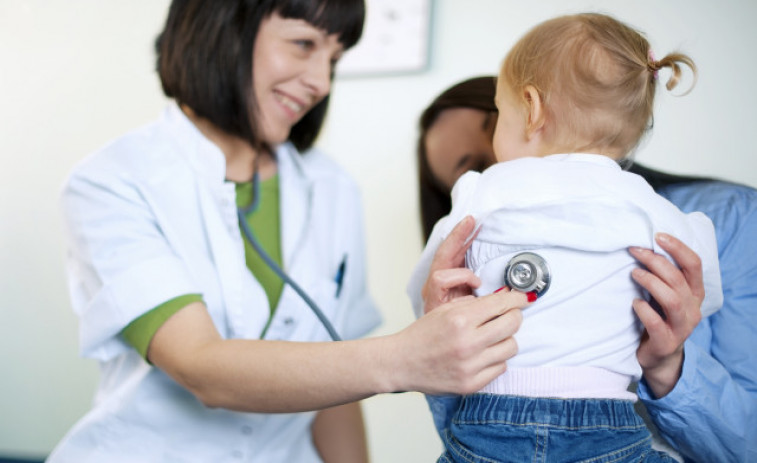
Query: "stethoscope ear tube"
237 172 342 342
503 252 551 297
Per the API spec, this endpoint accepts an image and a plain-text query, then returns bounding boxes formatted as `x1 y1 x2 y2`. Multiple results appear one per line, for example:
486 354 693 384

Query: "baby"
408 13 722 462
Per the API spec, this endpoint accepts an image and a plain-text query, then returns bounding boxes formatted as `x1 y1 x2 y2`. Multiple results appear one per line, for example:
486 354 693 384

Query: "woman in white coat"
49 1 532 462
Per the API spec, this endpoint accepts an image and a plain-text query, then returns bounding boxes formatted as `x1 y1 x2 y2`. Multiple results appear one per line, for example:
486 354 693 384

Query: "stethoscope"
237 166 552 340
503 252 551 297
236 170 342 342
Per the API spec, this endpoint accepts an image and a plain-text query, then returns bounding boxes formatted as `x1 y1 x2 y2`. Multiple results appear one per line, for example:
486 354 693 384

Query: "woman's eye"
294 39 315 51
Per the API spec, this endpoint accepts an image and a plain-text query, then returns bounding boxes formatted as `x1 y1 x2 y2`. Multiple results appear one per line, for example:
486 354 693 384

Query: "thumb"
430 216 478 273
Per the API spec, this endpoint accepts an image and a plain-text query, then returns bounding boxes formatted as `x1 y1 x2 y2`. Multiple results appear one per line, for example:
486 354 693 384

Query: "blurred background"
1 0 755 461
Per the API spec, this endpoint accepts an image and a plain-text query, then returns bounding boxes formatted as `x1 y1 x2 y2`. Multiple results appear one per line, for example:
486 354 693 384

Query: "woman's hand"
391 215 529 395
422 216 482 313
389 288 528 395
629 232 705 398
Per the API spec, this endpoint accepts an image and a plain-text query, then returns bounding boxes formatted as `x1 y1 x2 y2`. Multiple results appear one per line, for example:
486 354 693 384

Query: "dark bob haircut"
156 0 365 152
417 76 497 241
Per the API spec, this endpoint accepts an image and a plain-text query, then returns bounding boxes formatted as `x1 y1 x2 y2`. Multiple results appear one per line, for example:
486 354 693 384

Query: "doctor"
50 1 531 462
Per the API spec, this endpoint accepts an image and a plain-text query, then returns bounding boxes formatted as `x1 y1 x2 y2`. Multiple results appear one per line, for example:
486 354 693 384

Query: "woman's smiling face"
252 13 344 145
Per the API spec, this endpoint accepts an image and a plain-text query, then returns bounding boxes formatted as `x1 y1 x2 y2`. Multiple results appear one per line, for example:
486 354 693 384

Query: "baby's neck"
532 144 624 161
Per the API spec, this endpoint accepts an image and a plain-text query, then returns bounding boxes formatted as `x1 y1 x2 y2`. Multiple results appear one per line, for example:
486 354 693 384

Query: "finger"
477 307 523 346
425 294 477 315
428 268 481 294
423 269 480 314
630 266 685 325
655 233 705 301
629 246 687 292
484 337 519 370
632 297 668 341
429 216 477 273
464 363 509 394
467 339 519 391
468 290 530 327
450 294 476 303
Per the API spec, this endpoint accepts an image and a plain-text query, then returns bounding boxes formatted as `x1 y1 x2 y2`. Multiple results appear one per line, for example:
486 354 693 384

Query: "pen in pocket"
334 256 347 297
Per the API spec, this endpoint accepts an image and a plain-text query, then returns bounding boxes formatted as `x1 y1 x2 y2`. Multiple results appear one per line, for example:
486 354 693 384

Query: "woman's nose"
303 55 332 100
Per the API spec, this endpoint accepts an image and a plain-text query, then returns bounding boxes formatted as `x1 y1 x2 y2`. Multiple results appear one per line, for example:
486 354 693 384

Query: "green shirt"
121 175 283 360
236 174 284 314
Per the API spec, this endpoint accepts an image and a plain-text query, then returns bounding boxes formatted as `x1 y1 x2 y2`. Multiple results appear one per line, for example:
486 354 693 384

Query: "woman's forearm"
189 337 399 412
149 303 396 412
148 290 528 413
640 338 757 461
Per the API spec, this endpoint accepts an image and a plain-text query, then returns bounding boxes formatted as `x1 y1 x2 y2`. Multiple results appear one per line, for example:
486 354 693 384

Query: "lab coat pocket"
266 278 341 342
305 278 342 341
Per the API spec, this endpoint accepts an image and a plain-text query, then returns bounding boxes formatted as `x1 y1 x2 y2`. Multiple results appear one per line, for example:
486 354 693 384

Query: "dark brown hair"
155 0 365 152
417 76 497 241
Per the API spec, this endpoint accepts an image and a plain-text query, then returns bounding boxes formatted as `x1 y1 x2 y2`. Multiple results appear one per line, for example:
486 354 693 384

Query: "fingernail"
494 286 507 293
527 292 538 302
656 233 669 243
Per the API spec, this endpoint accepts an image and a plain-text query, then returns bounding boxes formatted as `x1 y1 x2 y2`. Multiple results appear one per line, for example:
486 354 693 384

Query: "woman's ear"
524 85 545 138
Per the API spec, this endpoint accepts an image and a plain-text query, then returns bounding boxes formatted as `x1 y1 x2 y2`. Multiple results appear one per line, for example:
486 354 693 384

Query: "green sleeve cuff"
121 293 203 361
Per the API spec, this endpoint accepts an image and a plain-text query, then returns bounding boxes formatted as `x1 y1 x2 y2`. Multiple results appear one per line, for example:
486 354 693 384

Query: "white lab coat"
49 104 381 463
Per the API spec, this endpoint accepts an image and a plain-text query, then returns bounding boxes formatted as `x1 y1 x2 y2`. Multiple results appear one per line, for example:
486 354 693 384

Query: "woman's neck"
181 105 276 182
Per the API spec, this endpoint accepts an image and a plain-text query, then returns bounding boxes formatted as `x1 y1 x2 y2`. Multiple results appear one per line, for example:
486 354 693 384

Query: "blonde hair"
499 13 697 158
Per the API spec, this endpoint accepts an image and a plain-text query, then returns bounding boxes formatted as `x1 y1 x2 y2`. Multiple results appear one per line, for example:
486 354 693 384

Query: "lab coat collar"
164 101 314 274
274 143 314 272
161 103 228 187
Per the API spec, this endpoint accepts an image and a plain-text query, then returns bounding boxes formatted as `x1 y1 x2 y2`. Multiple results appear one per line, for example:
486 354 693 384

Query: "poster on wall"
337 0 432 77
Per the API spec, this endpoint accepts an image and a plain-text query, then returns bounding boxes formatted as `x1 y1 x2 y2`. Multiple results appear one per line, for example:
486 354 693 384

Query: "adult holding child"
413 16 756 463
49 1 534 462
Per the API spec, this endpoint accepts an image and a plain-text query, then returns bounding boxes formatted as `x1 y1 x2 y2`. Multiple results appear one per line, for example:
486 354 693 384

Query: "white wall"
1 1 755 461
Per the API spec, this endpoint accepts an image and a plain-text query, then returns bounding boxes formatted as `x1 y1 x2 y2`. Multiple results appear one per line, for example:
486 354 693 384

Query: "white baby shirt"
408 154 722 398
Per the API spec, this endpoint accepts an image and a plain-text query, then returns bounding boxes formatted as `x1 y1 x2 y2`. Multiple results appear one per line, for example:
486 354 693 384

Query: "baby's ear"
524 85 545 138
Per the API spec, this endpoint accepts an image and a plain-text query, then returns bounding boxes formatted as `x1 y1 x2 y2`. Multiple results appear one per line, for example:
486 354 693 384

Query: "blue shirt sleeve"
638 181 757 462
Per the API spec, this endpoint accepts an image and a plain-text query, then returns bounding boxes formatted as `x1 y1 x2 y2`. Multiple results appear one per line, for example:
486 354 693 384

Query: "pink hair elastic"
648 49 659 79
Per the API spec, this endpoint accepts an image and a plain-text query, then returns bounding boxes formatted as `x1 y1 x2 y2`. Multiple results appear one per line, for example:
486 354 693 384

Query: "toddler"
408 13 722 463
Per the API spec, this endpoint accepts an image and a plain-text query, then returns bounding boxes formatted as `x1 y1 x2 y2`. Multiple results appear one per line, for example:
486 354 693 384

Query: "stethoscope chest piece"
504 252 551 297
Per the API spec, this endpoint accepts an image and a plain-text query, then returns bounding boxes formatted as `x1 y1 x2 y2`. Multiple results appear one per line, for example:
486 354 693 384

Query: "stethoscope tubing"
237 172 342 342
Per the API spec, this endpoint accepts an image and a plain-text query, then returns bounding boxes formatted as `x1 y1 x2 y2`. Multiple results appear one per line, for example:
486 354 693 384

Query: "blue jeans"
426 394 461 438
437 394 678 463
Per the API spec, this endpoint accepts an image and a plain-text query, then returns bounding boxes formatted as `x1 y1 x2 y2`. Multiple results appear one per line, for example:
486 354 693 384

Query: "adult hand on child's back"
397 215 530 395
422 216 482 313
389 288 528 395
629 233 705 398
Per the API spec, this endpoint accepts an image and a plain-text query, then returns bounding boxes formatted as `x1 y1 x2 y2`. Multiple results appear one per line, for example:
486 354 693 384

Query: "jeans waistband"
456 394 645 430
